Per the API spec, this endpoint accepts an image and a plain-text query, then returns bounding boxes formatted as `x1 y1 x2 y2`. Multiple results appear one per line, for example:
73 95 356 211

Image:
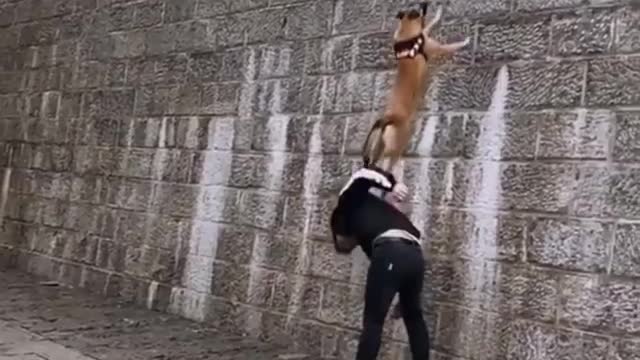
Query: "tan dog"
362 5 469 173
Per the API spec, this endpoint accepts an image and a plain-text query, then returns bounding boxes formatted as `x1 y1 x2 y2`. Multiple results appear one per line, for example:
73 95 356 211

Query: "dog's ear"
396 11 405 19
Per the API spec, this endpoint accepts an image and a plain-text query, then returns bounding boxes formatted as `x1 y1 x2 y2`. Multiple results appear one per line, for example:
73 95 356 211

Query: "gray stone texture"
0 0 639 359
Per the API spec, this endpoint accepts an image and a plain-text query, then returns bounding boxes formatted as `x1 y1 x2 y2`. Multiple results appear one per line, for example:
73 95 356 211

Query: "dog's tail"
362 118 388 169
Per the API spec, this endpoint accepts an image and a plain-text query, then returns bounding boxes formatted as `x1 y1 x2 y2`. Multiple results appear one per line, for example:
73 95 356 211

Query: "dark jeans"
356 237 429 360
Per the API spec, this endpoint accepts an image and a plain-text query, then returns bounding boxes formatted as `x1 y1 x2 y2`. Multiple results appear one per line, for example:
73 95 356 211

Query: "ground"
0 270 307 360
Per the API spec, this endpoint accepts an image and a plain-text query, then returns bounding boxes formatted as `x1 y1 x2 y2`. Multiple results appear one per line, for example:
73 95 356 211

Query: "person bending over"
330 167 429 360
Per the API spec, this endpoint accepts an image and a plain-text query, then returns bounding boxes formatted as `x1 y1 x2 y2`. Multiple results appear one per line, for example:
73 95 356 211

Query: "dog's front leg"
422 6 442 36
424 36 470 58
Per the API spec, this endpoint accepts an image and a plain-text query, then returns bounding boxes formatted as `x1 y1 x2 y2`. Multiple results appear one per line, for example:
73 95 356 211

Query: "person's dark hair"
330 207 357 254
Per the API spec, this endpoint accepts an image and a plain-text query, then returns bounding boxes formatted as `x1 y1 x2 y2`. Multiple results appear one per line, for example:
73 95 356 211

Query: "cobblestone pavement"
0 270 305 360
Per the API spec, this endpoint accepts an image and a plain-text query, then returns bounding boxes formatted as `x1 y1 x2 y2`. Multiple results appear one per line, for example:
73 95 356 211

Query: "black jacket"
330 167 421 258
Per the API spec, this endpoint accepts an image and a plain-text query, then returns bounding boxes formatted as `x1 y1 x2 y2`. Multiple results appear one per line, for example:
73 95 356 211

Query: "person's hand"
391 182 408 202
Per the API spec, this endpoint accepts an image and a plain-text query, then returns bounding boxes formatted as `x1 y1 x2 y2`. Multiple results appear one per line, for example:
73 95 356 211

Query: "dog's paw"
462 37 471 47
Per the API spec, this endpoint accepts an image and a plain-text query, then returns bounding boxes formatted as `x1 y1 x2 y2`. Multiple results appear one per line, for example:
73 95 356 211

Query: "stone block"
152 183 200 217
436 64 500 111
62 234 99 265
616 6 640 54
113 148 155 179
114 210 149 246
214 225 255 265
80 34 117 61
342 112 380 156
476 16 550 63
354 32 394 71
432 259 558 323
9 169 37 194
309 240 353 281
127 57 156 85
83 89 135 118
402 158 449 208
0 71 24 93
35 172 72 200
63 203 103 234
95 3 135 32
189 51 223 83
218 8 285 47
436 306 508 360
426 209 526 261
286 116 346 155
106 178 154 212
171 20 216 53
552 8 615 56
39 198 66 228
284 1 333 40
196 0 268 17
133 0 163 28
145 214 188 250
72 146 118 176
6 194 42 223
156 54 189 85
464 112 537 160
199 186 238 222
281 76 328 114
573 166 640 219
527 218 612 273
19 20 58 46
76 118 119 147
154 149 193 183
559 274 640 335
0 3 15 27
118 117 161 148
251 230 300 270
318 281 364 329
0 27 18 49
333 0 386 34
612 223 640 278
95 239 126 272
165 0 195 23
505 320 610 360
70 176 106 205
514 0 582 11
282 195 338 236
241 267 277 307
191 150 234 185
236 191 284 229
614 112 640 162
212 261 250 302
125 246 176 283
445 0 511 19
305 36 355 75
135 85 200 115
272 273 323 318
508 61 585 110
0 95 20 117
451 162 576 213
201 82 241 115
537 110 613 160
586 57 640 106
612 338 640 360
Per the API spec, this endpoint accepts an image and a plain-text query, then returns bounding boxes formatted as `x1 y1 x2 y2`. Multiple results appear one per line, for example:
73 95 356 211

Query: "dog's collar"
394 34 427 61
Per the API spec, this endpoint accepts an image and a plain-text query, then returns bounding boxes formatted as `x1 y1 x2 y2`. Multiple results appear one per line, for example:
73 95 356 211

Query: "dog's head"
394 8 424 42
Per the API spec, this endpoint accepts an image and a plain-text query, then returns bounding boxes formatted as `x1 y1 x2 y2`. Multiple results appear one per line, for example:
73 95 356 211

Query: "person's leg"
356 242 399 360
398 247 430 360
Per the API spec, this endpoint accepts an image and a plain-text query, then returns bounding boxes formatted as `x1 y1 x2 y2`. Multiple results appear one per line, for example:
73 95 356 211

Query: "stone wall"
1 0 640 358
